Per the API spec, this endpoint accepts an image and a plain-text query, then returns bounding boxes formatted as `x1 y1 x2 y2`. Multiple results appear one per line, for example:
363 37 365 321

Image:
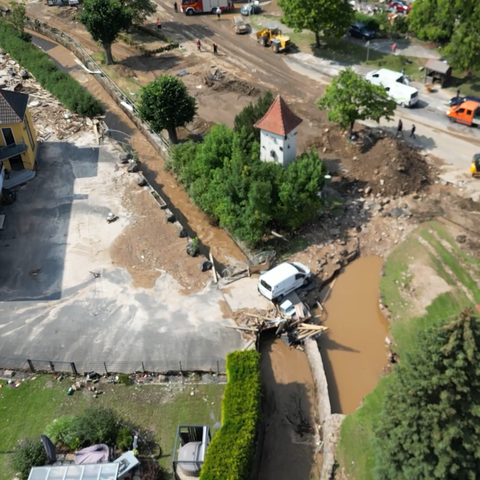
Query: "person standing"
216 6 221 19
174 1 178 12
391 43 397 55
410 124 416 139
457 87 461 98
212 42 218 55
157 18 161 30
397 119 403 137
196 39 201 51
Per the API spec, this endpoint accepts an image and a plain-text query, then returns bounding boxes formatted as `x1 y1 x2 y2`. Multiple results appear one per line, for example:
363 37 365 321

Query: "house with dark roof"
0 89 38 193
254 95 302 168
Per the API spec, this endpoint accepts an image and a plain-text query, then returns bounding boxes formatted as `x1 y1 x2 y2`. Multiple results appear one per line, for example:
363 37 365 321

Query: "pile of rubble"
0 51 104 141
230 304 328 348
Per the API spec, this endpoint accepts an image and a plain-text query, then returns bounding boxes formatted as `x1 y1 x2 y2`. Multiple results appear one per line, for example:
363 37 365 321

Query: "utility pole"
366 40 370 63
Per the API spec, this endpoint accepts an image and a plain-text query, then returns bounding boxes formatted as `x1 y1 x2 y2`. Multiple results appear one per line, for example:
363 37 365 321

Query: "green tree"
138 75 196 144
317 68 396 136
374 309 480 479
275 148 327 229
278 0 354 47
125 0 156 25
12 439 47 480
233 91 274 144
9 0 30 41
408 0 455 44
443 16 480 73
80 0 133 65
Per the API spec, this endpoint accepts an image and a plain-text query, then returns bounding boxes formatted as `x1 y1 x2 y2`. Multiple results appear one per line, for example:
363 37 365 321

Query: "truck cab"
447 100 480 126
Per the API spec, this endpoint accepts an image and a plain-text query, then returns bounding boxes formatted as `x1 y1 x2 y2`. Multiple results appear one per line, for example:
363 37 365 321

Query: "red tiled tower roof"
254 95 302 137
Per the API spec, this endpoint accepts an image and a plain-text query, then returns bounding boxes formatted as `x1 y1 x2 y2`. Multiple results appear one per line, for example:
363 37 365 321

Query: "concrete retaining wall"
305 338 346 480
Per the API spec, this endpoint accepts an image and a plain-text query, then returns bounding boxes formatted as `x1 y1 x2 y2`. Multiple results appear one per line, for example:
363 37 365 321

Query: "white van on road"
258 262 311 302
365 68 418 108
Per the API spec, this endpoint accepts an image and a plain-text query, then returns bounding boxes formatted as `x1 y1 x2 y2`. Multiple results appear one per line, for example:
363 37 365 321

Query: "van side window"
260 280 272 291
458 108 465 114
467 110 472 115
295 273 304 280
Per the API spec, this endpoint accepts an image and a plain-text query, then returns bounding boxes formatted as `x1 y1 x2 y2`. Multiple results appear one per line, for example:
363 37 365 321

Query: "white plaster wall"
259 127 298 167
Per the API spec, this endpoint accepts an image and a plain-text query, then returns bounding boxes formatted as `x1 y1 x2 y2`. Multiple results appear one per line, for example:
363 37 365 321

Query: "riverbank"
337 219 480 480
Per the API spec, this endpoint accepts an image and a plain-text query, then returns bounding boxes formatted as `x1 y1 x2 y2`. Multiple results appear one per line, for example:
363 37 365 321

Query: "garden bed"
0 374 224 480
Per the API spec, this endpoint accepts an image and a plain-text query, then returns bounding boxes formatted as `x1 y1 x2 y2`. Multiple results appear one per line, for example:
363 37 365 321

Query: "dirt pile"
349 137 433 198
210 78 261 97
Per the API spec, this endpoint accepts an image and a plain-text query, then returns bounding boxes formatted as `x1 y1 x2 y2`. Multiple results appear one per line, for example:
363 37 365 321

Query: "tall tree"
233 91 274 144
138 75 197 144
278 0 354 47
80 0 132 65
317 68 396 136
125 0 156 25
408 0 456 44
9 0 30 41
374 309 480 479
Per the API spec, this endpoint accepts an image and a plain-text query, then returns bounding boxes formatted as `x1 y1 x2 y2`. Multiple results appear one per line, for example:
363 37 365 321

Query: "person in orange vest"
391 43 397 55
157 18 161 30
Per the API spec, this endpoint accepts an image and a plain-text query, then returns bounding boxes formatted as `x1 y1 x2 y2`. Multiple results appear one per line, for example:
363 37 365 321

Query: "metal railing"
0 355 227 376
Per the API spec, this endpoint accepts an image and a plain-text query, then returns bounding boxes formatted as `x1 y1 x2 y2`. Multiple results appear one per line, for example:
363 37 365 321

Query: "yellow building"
0 89 38 173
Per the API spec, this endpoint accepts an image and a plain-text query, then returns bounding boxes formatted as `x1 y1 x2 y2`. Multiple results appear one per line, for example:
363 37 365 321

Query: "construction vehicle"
256 25 291 53
471 154 480 177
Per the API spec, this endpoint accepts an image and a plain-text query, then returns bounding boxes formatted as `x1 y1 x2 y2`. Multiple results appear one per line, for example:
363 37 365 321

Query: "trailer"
180 0 232 15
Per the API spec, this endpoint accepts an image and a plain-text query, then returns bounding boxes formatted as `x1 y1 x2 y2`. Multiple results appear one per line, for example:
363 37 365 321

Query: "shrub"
44 415 80 449
118 373 131 386
0 19 104 117
142 460 165 480
12 438 47 480
116 427 133 451
75 406 120 447
200 351 261 480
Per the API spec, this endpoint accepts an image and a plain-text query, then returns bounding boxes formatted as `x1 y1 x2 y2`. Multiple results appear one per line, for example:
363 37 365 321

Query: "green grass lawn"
337 220 480 480
0 375 224 480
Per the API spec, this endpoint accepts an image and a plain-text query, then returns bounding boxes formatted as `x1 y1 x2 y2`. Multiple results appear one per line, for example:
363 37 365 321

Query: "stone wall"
305 338 346 480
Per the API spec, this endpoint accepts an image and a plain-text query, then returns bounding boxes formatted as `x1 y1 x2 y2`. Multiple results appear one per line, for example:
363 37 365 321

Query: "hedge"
0 20 104 117
200 350 261 480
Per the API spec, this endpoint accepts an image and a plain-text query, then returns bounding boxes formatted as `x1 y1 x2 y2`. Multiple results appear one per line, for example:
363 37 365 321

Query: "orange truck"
447 100 480 126
181 0 232 15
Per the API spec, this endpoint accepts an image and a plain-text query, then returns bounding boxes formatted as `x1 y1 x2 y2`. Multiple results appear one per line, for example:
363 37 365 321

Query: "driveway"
0 133 245 373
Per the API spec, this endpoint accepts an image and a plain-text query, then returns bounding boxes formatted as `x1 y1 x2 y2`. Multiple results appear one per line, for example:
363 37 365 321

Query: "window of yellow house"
24 118 35 151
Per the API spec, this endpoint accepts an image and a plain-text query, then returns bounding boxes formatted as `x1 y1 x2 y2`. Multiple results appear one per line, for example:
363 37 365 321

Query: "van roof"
455 100 480 109
387 82 418 94
261 262 299 285
371 68 403 82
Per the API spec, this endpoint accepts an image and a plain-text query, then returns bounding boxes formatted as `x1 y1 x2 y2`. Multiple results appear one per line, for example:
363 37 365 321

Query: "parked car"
240 3 261 15
450 95 480 107
389 1 411 12
232 15 248 34
348 22 375 41
258 262 311 302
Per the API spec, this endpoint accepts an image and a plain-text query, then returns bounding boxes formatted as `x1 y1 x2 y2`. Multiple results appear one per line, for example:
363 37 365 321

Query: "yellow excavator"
256 25 291 53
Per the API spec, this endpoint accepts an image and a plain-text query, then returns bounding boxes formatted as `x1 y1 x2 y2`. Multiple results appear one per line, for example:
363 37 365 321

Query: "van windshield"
289 263 305 273
260 279 272 291
411 91 418 99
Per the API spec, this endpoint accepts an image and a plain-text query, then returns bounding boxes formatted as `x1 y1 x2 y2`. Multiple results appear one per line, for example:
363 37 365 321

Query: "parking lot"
0 133 245 372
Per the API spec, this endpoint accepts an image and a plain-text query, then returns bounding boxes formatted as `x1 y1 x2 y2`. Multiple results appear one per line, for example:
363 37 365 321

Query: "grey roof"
0 89 29 124
425 59 452 75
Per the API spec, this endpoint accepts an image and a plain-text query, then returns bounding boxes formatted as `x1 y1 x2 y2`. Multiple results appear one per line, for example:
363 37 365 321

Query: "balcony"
0 141 27 162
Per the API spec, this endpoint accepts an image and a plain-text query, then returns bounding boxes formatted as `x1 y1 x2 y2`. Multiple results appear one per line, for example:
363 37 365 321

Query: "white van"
365 68 408 87
385 82 419 107
365 68 418 108
258 262 311 302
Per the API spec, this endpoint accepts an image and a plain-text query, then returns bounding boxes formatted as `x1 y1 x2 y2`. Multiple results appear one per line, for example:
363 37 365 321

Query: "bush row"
200 350 262 480
0 20 104 117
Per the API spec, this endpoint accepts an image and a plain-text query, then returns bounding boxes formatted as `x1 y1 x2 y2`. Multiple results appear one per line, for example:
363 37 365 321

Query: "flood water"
319 256 389 414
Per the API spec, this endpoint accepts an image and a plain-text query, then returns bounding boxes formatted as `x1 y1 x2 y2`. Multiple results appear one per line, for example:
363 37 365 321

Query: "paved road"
0 135 245 372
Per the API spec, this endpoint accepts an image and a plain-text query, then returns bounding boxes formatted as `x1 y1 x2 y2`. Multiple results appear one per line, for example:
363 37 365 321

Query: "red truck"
181 0 233 15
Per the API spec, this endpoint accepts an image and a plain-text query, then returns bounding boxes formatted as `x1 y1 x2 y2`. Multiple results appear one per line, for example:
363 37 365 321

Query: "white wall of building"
259 128 298 168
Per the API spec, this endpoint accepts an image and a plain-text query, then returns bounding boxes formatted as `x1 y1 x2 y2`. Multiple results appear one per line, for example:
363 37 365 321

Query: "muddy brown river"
319 256 389 414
